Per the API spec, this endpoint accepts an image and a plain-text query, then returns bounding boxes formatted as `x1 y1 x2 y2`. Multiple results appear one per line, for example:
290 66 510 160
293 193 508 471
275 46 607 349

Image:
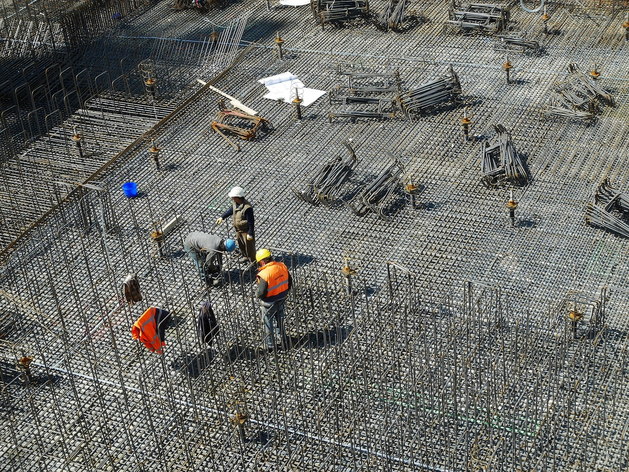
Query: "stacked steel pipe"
585 179 629 238
311 0 369 27
480 124 527 187
447 2 510 33
543 63 614 122
396 66 461 117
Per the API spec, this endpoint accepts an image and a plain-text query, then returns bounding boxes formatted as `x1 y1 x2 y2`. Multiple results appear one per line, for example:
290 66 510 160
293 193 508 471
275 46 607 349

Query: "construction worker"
216 186 256 263
184 232 235 286
255 248 292 351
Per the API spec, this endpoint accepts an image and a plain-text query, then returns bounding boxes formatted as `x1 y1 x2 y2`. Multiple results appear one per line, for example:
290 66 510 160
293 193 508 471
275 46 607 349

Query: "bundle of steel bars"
396 66 461 117
594 178 629 211
377 0 407 30
329 70 399 121
211 105 271 151
344 153 403 220
293 141 357 204
585 179 629 238
543 63 614 122
480 124 527 187
311 0 369 27
585 203 629 238
494 35 540 54
447 2 509 33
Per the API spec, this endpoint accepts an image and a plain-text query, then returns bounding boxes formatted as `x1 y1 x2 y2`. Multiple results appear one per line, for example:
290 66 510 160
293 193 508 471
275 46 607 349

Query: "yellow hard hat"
256 248 271 262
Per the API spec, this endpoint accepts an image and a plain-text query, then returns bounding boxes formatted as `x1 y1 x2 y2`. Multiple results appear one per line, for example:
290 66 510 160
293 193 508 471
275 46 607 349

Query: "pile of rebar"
344 153 403 220
543 63 614 122
311 0 369 28
293 141 357 204
494 35 540 54
396 66 461 117
447 2 509 33
211 104 271 151
480 124 527 187
377 0 407 30
586 179 629 238
329 69 400 121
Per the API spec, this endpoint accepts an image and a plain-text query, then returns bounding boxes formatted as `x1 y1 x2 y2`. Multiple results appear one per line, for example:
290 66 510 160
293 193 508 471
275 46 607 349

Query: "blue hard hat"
225 239 236 252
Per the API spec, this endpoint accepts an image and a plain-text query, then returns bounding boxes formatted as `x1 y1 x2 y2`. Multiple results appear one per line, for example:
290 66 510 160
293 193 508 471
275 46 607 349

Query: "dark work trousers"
237 231 256 262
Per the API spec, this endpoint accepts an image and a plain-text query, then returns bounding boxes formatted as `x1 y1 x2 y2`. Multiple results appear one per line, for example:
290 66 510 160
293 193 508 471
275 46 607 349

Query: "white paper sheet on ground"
279 0 310 5
258 72 326 107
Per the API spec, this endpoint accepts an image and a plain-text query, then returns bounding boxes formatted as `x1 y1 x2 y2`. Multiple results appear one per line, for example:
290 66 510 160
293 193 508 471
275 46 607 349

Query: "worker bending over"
184 232 235 286
216 186 256 263
256 248 292 351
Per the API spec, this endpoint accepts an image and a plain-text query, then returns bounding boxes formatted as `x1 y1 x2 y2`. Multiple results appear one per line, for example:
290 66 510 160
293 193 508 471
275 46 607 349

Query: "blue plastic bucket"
122 182 138 198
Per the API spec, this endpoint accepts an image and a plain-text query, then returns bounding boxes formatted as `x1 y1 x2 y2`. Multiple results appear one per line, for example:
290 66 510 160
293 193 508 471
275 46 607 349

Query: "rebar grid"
1 226 628 471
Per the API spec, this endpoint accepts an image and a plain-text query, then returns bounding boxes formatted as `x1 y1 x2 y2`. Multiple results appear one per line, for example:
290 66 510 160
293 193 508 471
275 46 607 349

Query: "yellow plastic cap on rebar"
256 248 272 262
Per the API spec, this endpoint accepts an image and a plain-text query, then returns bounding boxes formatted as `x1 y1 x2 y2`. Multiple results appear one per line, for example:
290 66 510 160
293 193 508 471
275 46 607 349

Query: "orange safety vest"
257 261 290 302
131 307 167 354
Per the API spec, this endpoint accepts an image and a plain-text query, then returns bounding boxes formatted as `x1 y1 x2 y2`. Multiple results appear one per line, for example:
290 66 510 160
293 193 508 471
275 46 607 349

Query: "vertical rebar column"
461 108 471 142
275 31 285 60
293 91 303 120
506 190 517 227
72 126 84 159
541 6 549 34
503 57 513 84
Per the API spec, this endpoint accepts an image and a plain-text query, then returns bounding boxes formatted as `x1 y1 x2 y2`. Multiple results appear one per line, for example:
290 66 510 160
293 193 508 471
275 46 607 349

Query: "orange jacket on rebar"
131 307 170 354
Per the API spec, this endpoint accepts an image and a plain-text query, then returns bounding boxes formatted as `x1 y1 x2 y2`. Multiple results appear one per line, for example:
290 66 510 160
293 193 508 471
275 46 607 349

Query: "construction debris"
480 125 528 187
293 141 357 204
447 2 510 33
543 63 614 122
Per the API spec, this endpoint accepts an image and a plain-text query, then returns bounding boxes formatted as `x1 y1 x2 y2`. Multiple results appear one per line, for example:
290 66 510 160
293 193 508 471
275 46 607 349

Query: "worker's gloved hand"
215 218 223 226
246 234 253 241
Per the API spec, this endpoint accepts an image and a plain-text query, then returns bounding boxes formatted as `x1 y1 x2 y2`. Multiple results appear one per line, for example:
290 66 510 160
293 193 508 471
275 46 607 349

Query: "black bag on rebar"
197 301 219 345
123 274 142 305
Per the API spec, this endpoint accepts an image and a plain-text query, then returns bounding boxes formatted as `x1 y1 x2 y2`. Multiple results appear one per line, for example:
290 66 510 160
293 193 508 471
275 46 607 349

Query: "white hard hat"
228 186 245 198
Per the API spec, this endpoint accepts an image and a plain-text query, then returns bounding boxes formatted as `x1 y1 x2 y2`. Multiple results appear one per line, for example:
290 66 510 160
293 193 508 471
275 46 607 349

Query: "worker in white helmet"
216 186 256 263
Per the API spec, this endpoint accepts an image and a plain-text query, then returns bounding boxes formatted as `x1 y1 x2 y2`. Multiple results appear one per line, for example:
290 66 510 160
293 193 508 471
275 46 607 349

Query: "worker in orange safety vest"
255 248 292 351
131 307 171 354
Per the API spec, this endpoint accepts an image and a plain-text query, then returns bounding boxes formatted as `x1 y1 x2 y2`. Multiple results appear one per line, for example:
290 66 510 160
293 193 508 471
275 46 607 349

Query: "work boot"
238 256 251 264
